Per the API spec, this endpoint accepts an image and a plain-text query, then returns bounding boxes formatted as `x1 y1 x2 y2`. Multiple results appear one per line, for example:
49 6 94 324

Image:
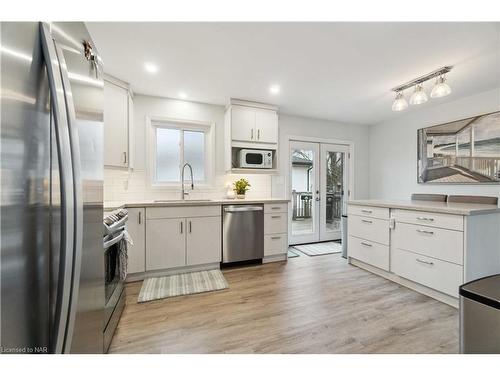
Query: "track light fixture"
391 66 452 112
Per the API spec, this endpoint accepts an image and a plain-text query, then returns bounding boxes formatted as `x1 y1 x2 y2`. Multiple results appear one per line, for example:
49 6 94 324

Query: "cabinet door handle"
271 215 281 219
251 129 254 140
189 221 192 233
257 129 260 139
271 207 281 210
361 209 372 214
271 236 281 240
180 221 183 234
138 211 141 224
417 217 434 222
123 151 127 164
416 258 434 266
361 219 373 224
360 242 372 247
416 229 434 235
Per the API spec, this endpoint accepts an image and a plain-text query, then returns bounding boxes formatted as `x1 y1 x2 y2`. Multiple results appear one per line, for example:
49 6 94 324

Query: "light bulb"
392 91 408 111
430 75 451 98
409 84 428 105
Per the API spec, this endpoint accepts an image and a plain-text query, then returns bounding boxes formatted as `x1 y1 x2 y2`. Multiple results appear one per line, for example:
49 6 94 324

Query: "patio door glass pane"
324 151 345 233
291 147 316 237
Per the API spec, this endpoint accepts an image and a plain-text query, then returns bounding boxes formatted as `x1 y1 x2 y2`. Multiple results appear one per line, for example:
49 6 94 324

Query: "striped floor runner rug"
292 241 342 257
138 269 228 303
287 248 300 258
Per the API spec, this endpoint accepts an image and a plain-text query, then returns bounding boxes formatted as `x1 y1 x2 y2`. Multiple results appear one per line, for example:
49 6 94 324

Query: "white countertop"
348 199 500 216
104 198 290 211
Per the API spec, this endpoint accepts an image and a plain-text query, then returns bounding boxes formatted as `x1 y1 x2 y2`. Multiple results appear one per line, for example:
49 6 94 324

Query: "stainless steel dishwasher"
222 204 264 264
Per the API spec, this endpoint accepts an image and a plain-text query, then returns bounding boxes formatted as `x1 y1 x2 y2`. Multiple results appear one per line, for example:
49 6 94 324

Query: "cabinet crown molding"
227 98 279 112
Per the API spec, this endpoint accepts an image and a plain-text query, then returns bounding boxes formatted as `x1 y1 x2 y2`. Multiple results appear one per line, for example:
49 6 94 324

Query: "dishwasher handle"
224 205 263 212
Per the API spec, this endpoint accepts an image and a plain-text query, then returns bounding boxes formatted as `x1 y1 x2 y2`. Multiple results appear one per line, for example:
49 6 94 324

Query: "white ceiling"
87 22 500 125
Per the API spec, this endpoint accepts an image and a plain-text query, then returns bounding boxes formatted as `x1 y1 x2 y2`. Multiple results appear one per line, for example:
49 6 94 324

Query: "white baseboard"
263 254 287 263
126 262 220 283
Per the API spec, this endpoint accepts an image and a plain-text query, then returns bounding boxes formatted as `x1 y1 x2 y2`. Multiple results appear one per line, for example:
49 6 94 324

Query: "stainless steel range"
102 209 128 352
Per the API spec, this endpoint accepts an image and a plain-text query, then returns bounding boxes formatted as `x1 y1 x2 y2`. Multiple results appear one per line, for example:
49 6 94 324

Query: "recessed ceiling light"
178 92 187 99
269 84 280 95
144 62 158 74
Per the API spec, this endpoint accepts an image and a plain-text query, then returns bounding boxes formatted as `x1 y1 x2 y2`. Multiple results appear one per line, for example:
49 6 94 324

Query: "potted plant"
233 178 250 199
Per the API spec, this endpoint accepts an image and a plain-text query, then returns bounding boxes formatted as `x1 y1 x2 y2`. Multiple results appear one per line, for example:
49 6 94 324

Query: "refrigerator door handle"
40 22 75 354
55 40 84 354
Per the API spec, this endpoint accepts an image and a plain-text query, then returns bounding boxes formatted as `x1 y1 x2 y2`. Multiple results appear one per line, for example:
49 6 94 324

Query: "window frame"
147 116 215 189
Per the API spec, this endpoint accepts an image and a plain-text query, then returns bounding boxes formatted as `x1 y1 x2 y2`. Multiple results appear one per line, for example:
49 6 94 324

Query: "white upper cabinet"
229 103 278 145
255 109 278 143
104 77 133 168
231 105 256 142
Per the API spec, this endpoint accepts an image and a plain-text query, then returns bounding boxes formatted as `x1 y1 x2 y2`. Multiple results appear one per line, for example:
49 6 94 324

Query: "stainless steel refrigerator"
1 22 104 353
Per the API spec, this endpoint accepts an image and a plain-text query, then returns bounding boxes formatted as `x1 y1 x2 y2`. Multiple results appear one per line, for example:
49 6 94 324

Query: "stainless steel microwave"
238 149 273 169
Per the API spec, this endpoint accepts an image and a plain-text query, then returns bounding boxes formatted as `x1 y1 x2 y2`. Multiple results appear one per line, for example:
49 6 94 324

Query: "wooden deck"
109 254 458 354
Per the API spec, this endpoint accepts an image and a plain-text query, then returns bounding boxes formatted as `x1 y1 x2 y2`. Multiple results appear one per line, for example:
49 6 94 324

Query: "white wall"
105 95 371 203
369 88 500 200
275 114 371 200
104 95 272 202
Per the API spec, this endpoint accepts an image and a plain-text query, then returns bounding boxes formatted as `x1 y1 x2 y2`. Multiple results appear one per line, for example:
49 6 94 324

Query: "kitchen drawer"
264 213 287 234
146 205 221 220
264 203 288 214
348 215 389 245
348 205 389 220
348 236 389 271
264 234 288 256
392 209 463 231
392 248 463 297
393 222 464 265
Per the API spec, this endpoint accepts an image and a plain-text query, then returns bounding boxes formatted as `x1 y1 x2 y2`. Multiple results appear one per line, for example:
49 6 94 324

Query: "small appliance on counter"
238 149 273 169
103 209 129 352
459 274 500 353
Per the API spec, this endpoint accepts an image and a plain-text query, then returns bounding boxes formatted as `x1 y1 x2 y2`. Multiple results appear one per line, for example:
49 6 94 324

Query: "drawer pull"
417 217 434 222
361 219 373 224
360 242 373 247
361 209 373 213
271 236 281 240
416 229 434 235
271 215 281 219
271 207 281 210
416 258 434 266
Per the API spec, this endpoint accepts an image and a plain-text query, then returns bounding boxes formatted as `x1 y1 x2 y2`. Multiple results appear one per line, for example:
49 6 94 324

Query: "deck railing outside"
292 191 343 221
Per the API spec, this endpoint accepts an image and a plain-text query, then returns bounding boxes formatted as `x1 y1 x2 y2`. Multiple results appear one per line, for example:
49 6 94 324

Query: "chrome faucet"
181 163 194 200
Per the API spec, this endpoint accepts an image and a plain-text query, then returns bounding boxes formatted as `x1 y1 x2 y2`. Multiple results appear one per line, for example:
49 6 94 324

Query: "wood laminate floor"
109 254 459 353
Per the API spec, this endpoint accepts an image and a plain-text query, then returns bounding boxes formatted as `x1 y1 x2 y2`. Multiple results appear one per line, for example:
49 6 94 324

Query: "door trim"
286 135 354 246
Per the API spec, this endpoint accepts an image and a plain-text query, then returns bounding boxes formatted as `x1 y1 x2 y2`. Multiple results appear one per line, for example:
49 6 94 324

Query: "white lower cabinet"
391 248 463 298
125 208 146 274
263 203 288 258
145 206 222 272
146 218 186 271
186 216 221 266
348 236 389 271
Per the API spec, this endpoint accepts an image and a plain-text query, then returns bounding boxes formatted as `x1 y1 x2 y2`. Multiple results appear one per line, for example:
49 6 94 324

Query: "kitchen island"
347 199 500 307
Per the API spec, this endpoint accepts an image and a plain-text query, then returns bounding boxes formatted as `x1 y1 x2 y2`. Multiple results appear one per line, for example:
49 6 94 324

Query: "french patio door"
289 141 349 245
319 143 349 241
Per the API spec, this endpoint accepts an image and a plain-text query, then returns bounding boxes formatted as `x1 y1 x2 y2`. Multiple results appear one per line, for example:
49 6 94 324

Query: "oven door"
103 231 125 325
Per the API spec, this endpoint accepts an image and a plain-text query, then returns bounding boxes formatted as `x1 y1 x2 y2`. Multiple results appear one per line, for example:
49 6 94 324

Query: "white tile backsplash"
104 168 274 202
